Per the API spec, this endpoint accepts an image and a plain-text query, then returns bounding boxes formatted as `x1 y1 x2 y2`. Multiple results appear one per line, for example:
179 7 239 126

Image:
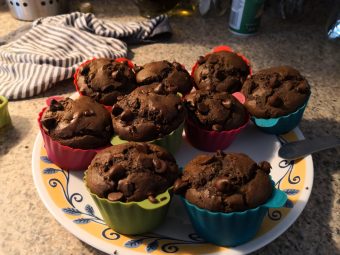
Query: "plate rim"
32 128 314 255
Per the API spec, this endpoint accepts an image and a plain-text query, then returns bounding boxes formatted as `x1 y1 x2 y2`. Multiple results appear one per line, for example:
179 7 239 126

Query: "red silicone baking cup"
191 45 252 86
184 92 249 152
73 57 135 109
38 98 110 171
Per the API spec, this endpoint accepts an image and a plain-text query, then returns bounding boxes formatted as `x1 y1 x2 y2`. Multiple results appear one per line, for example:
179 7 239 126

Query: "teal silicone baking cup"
84 172 173 235
111 123 184 154
252 96 310 134
180 181 287 247
0 96 11 129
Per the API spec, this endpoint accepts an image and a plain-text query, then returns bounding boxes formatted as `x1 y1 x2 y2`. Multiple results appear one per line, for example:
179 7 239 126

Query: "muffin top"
241 66 311 118
86 142 180 202
41 96 113 149
184 90 248 131
193 51 250 93
174 151 273 212
135 60 193 95
76 58 137 105
111 84 185 141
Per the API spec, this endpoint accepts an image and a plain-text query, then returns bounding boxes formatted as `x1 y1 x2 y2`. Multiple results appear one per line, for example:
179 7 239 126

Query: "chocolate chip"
153 159 167 173
173 179 189 194
268 95 283 107
50 99 63 111
222 99 232 109
111 70 119 79
296 82 309 94
216 150 225 157
153 83 165 94
173 62 182 71
112 104 123 116
117 179 134 197
148 195 159 204
212 124 223 131
160 197 167 201
108 192 124 202
134 65 143 72
177 104 183 112
80 66 90 75
41 117 56 129
258 161 271 174
214 178 233 193
197 56 205 65
120 109 134 122
197 102 209 114
216 70 226 81
269 75 280 88
108 164 126 179
83 110 95 116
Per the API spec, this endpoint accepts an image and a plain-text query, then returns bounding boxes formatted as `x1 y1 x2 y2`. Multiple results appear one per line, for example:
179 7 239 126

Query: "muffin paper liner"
111 123 184 154
84 171 173 235
191 45 252 80
181 180 287 247
251 95 310 135
37 97 110 171
0 96 11 129
184 92 249 152
73 57 135 108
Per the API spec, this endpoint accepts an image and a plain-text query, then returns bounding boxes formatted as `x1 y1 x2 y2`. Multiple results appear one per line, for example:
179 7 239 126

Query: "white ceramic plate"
32 124 313 255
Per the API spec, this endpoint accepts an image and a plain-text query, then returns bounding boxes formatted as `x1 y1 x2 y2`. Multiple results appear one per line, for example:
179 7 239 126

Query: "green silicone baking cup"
0 96 11 129
111 123 184 154
84 172 173 235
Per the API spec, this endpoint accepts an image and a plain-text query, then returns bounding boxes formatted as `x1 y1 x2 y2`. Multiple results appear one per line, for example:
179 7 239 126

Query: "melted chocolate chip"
153 159 167 173
214 178 234 193
117 179 134 197
212 124 223 131
50 99 63 111
173 179 189 194
148 195 159 204
108 164 126 180
111 104 123 116
222 99 232 109
268 95 283 107
108 192 124 201
120 109 134 122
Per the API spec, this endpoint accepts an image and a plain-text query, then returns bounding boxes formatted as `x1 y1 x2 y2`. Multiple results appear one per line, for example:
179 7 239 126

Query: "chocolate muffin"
76 58 137 105
241 66 311 118
135 60 193 95
193 51 250 93
174 151 273 212
111 84 185 141
86 142 180 202
41 96 113 149
184 90 247 131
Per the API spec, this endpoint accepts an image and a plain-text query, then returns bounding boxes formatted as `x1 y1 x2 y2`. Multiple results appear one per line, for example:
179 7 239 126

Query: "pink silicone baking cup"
38 98 110 171
73 57 135 109
184 92 249 152
191 45 252 86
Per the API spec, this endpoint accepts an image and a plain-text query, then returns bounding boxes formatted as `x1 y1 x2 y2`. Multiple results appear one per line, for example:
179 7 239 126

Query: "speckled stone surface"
0 0 339 254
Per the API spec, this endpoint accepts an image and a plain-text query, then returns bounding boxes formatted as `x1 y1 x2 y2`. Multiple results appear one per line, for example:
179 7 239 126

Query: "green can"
229 0 265 36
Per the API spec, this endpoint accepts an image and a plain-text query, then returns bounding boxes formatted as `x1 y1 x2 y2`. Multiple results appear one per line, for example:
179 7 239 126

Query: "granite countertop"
0 0 339 254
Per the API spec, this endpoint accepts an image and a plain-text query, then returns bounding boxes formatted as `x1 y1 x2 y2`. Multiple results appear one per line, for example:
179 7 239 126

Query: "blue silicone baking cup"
252 96 310 134
180 181 287 247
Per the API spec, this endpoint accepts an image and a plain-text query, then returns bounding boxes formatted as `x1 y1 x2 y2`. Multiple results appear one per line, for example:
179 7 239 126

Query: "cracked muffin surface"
76 58 137 105
184 90 247 131
86 142 180 203
241 66 310 118
135 60 193 95
174 151 273 212
193 51 250 93
111 84 185 141
40 96 113 149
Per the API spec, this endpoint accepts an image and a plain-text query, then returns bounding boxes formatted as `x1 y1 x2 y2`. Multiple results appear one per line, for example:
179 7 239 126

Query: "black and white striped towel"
0 12 171 100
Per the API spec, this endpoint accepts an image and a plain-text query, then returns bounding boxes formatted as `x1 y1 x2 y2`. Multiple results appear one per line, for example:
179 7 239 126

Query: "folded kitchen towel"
0 12 171 100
